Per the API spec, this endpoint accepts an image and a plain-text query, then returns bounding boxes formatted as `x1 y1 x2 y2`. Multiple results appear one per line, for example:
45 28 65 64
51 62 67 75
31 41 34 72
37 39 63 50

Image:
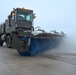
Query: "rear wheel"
6 35 12 48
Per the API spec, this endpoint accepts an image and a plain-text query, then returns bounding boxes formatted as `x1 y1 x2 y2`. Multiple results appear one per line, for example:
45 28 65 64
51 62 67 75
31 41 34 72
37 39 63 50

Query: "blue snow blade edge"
17 37 60 56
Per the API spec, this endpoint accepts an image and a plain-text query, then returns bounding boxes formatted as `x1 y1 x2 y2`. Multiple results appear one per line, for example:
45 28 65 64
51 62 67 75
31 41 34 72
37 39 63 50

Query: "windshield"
17 11 33 21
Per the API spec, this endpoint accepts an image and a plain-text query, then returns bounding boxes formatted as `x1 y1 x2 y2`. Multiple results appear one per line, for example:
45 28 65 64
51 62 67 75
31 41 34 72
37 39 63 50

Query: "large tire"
6 35 12 48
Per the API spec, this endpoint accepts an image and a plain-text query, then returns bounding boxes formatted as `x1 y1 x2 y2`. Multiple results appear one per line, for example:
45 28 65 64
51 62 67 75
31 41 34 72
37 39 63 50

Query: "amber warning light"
16 7 32 11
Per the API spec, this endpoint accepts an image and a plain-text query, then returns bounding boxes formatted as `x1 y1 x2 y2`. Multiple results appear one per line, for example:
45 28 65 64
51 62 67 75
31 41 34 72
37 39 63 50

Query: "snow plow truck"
0 7 64 56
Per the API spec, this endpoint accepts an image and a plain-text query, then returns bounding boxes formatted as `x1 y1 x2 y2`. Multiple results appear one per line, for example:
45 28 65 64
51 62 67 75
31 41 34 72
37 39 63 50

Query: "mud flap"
0 34 4 46
11 35 30 52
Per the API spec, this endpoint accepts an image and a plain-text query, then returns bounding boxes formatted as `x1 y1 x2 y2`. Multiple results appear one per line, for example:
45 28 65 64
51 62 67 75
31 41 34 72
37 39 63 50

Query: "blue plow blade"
17 37 60 56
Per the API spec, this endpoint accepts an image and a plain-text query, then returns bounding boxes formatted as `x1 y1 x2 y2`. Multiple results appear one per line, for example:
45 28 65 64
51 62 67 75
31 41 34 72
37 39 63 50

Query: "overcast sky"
0 0 76 33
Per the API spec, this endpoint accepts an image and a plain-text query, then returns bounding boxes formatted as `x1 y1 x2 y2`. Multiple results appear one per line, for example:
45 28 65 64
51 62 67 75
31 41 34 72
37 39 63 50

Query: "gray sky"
0 0 76 33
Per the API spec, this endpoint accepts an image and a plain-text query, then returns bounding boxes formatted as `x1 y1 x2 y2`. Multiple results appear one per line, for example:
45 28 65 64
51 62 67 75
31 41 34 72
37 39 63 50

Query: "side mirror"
11 12 15 16
33 13 35 15
33 13 36 19
33 16 36 19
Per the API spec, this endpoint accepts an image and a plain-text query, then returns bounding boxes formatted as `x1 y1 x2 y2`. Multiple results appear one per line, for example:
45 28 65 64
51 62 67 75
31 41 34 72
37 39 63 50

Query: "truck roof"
14 7 33 12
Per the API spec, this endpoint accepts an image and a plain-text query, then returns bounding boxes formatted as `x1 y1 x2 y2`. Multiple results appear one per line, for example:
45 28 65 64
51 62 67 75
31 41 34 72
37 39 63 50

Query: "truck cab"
5 8 35 33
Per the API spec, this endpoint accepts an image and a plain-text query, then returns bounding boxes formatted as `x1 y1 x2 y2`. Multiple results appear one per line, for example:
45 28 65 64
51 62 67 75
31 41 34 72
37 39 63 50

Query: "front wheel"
6 35 12 48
